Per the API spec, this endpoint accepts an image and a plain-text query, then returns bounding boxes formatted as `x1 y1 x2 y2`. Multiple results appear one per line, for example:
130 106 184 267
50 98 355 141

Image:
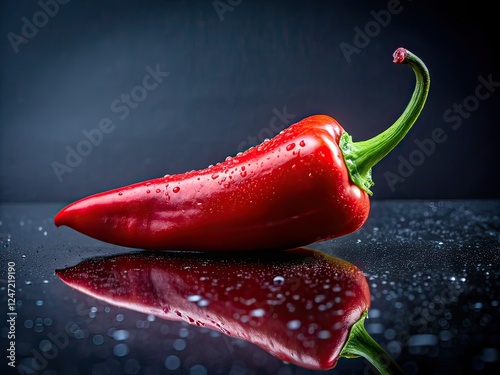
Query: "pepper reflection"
56 248 401 373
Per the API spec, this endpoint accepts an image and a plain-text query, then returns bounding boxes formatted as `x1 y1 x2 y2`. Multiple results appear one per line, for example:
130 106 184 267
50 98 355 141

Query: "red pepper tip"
392 47 408 64
55 268 75 285
54 268 67 281
53 210 65 227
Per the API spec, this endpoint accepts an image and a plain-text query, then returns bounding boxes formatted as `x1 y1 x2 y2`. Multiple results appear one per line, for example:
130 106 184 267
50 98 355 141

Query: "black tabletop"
1 200 499 375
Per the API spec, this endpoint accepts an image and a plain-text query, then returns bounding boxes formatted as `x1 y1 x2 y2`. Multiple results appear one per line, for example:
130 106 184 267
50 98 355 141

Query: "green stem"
340 48 431 195
340 311 405 375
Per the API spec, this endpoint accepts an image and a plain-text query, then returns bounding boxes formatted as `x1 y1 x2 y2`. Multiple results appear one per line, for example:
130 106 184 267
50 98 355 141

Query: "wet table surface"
1 200 499 375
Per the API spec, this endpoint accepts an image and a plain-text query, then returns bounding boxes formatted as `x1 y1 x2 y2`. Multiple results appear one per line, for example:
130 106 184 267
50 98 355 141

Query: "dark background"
1 0 499 203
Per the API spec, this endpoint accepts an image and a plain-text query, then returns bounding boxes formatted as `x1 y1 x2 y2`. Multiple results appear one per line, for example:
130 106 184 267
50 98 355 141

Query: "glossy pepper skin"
56 248 381 370
55 48 430 251
55 116 367 251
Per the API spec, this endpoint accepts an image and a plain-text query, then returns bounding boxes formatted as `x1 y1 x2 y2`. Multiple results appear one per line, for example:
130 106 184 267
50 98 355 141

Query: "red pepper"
56 247 403 373
54 48 429 251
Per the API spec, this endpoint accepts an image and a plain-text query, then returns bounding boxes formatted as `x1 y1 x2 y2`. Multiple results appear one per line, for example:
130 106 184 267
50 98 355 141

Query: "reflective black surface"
1 200 499 374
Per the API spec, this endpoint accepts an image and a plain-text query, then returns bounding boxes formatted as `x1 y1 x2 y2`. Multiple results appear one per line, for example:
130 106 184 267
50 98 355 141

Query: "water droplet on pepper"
287 320 301 330
273 276 285 285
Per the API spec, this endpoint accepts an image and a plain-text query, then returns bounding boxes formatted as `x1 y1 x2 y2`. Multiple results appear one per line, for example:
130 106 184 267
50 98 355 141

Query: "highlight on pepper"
54 47 430 251
55 247 404 373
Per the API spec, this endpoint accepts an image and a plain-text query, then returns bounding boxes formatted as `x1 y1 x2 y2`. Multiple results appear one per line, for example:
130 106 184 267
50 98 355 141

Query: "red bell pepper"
56 247 403 373
54 48 429 251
